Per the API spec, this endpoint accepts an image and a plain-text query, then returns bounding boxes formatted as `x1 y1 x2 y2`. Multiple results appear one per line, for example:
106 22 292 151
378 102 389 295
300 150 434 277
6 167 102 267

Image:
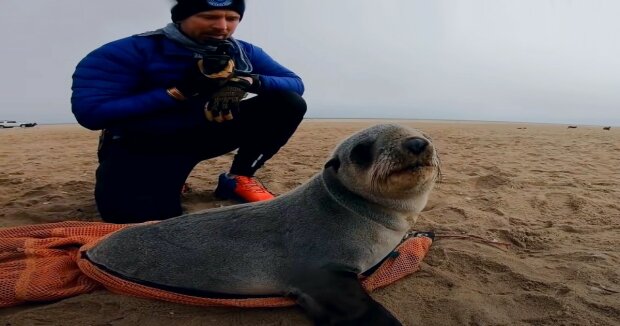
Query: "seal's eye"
324 157 341 172
350 141 374 168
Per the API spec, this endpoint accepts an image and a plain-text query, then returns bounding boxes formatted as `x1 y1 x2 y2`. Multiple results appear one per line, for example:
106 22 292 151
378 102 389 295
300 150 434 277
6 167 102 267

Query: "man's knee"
277 90 307 117
258 90 307 119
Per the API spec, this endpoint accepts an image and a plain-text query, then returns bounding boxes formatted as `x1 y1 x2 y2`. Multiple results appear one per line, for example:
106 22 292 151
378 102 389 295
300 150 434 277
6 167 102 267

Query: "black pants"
95 91 306 223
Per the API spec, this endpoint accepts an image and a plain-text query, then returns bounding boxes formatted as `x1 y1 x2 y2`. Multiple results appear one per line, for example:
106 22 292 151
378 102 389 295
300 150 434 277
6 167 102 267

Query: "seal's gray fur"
86 123 440 324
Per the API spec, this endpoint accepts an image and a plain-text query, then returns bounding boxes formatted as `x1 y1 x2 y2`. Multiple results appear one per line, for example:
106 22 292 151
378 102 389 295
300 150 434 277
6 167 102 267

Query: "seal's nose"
403 137 429 155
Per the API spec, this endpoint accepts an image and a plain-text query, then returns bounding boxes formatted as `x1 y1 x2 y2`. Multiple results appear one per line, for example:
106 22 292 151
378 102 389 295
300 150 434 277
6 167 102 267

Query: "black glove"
244 73 262 94
169 40 237 100
205 74 253 122
170 56 233 100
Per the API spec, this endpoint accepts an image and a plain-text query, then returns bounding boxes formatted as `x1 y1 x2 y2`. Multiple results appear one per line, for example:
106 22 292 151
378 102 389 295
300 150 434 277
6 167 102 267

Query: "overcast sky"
1 0 618 126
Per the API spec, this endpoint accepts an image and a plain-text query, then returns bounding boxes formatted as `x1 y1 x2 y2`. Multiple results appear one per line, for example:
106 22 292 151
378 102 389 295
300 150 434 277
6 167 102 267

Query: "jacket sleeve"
71 38 181 131
243 43 305 95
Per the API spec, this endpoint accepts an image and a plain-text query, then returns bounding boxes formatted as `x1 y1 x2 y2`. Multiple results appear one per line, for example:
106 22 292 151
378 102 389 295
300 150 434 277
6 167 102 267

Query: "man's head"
172 0 245 42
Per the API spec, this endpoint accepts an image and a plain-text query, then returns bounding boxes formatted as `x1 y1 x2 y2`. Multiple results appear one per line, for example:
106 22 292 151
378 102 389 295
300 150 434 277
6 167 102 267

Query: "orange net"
0 222 128 307
0 222 432 308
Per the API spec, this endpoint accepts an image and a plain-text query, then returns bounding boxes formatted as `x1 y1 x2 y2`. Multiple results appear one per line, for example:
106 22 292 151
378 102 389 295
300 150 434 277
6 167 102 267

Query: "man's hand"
170 40 238 99
204 75 253 123
169 57 234 100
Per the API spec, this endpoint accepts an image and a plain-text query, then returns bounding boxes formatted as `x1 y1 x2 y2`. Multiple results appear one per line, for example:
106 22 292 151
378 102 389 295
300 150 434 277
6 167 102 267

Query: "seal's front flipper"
289 269 402 326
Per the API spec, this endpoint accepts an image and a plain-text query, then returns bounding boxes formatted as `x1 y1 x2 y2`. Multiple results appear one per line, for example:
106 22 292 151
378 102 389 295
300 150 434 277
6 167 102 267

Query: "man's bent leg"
95 140 197 223
230 90 307 176
212 91 306 203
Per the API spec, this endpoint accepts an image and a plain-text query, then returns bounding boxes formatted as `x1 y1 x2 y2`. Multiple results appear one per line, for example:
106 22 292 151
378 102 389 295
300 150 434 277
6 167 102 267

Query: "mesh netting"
1 221 432 308
0 221 130 307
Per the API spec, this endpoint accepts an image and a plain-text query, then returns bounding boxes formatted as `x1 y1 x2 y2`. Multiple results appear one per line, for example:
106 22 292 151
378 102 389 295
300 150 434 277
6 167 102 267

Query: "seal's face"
325 124 441 212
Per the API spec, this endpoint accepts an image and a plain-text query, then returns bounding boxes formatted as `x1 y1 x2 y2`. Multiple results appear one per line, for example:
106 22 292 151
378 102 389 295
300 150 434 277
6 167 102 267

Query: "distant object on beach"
517 127 527 130
603 126 611 130
567 125 578 129
0 120 37 128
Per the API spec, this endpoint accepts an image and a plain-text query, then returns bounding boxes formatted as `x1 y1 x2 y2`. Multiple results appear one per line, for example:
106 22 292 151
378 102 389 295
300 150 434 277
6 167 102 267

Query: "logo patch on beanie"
208 0 233 6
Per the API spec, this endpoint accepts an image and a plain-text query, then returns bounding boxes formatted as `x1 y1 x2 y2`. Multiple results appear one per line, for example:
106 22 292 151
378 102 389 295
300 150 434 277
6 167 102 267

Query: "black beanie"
171 0 246 22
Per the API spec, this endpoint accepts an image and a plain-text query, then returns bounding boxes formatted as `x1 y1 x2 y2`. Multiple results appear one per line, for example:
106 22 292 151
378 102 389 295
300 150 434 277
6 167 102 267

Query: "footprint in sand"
474 174 511 189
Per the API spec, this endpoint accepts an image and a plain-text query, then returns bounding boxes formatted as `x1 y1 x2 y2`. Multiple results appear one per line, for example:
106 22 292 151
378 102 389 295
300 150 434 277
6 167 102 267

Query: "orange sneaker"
214 173 275 202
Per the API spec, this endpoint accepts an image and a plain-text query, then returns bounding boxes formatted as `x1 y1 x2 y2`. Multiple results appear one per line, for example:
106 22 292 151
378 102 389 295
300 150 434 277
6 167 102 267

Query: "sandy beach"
1 120 619 325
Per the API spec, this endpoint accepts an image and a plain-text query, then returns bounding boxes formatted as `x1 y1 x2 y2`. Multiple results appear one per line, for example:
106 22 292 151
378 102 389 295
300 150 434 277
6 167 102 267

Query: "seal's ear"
324 157 340 172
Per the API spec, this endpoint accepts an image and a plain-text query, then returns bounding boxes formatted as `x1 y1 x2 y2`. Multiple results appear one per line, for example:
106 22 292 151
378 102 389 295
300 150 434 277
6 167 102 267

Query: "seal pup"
86 123 441 325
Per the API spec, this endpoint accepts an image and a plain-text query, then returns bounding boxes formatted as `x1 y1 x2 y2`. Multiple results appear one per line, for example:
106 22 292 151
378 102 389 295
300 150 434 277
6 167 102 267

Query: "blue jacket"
71 34 304 135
